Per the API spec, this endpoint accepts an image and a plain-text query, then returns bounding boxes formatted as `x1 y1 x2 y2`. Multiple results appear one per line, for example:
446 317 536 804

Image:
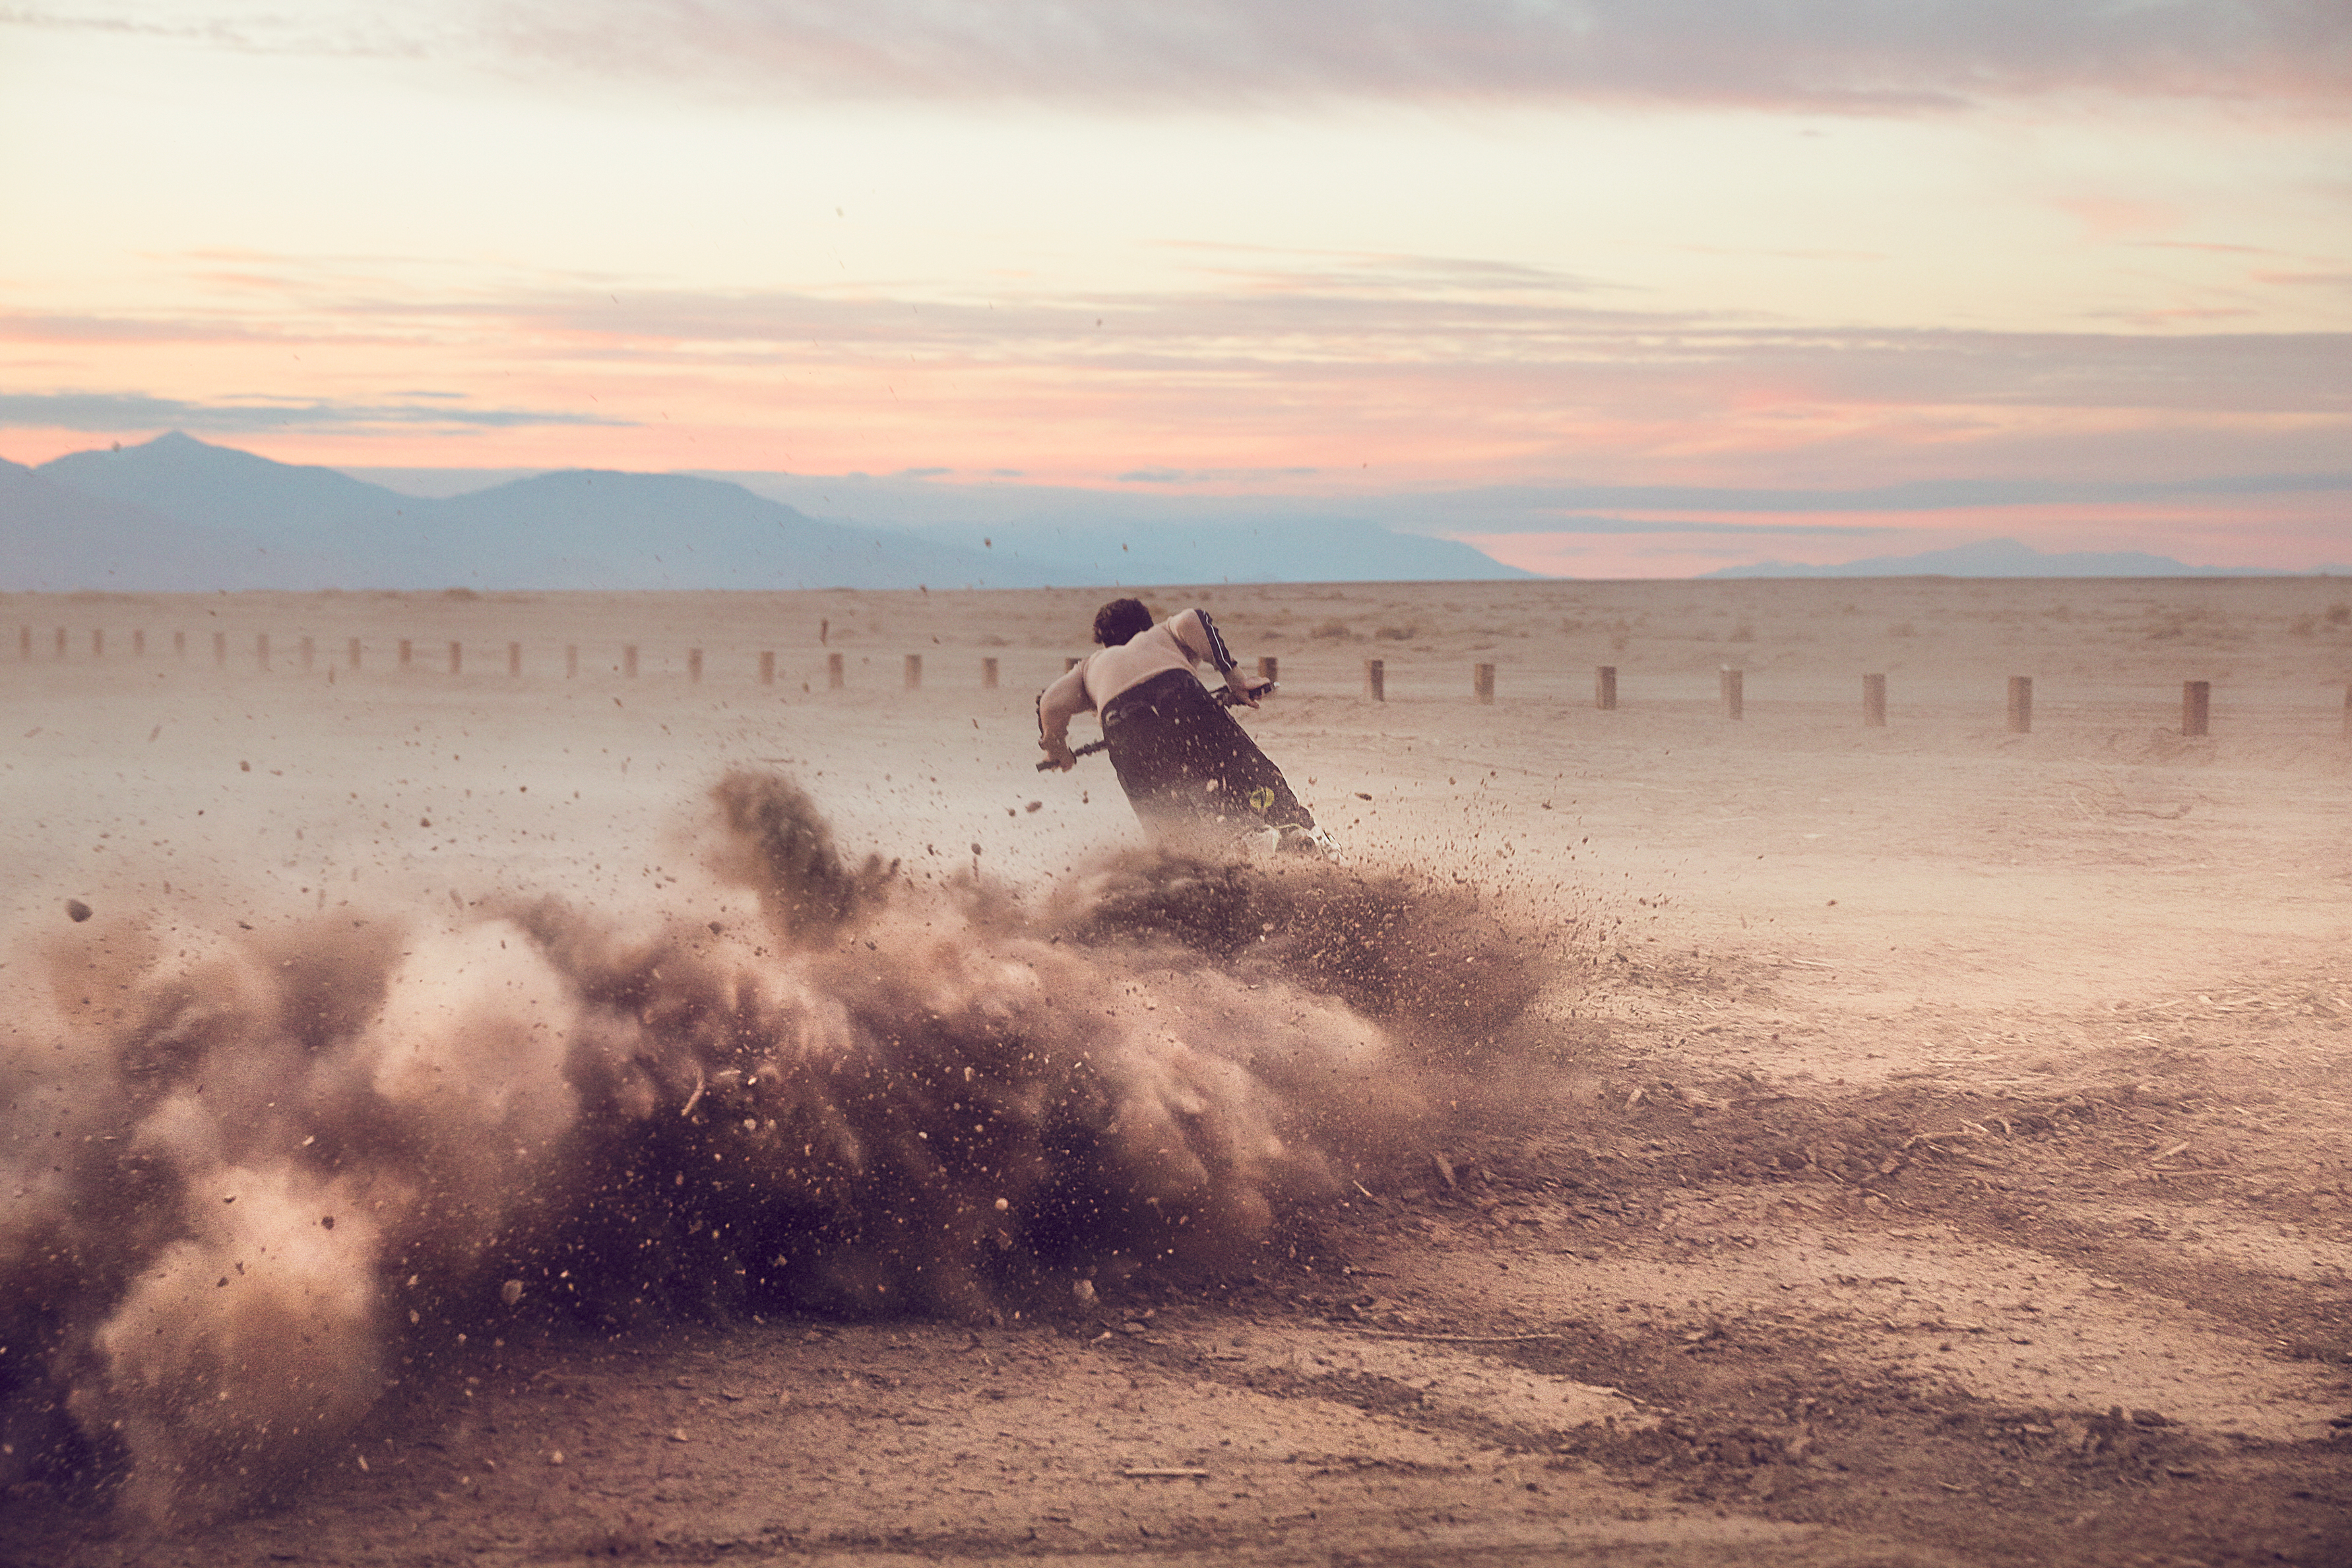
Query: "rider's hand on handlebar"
1039 736 1078 770
1225 670 1265 708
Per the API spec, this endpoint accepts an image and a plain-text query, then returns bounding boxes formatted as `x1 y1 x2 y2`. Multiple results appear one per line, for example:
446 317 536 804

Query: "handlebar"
1037 740 1108 771
1036 681 1271 770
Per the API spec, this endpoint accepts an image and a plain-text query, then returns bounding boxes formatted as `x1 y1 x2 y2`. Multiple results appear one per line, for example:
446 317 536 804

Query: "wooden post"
133 630 144 658
1365 658 1384 701
174 630 185 659
903 653 921 689
2182 680 2209 737
54 627 66 659
1474 662 1495 704
1863 673 1887 728
257 634 270 672
981 656 998 689
348 637 361 670
1257 655 1278 685
509 642 523 677
760 650 775 685
398 639 412 670
213 631 227 666
448 640 461 676
623 644 638 678
91 629 103 658
828 652 845 689
688 648 703 683
1595 665 1616 710
1719 667 1742 720
2006 675 2033 733
17 626 29 660
301 636 314 672
567 644 579 679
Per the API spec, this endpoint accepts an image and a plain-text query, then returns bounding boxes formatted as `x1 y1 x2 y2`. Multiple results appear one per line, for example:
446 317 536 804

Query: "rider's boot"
1275 823 1339 860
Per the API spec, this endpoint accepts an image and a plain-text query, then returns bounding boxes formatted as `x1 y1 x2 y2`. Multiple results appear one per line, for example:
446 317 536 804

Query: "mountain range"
0 433 1526 591
1700 538 2341 579
7 435 2332 588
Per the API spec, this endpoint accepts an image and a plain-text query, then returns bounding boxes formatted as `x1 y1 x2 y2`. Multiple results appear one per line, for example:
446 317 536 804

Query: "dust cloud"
0 769 1560 1522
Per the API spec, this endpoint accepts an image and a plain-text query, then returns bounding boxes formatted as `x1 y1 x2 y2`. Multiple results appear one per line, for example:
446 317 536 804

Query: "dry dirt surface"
3 577 2350 1567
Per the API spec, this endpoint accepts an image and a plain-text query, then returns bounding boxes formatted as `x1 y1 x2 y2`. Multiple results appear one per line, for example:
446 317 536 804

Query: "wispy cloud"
1118 466 1321 484
0 3 458 61
1405 472 2352 528
10 1 2345 110
1422 511 1895 536
13 268 2350 421
7 249 2346 484
457 0 2352 111
0 310 276 345
0 391 630 433
486 296 2352 425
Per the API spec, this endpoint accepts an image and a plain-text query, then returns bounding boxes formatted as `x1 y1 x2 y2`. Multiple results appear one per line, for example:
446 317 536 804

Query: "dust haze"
1 577 2347 1567
2 763 1553 1521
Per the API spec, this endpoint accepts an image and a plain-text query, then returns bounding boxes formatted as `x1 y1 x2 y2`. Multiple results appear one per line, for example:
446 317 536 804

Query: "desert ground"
3 575 2349 1567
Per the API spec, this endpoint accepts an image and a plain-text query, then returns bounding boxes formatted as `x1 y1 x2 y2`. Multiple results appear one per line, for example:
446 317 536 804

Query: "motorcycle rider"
1036 598 1331 856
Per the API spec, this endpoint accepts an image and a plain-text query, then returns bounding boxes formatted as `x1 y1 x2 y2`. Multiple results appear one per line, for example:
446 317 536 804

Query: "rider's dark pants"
1100 669 1315 842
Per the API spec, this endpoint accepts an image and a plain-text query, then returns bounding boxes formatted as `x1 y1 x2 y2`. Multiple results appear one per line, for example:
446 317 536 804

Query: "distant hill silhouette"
1 433 1528 590
31 433 419 586
2 452 286 590
425 469 996 590
901 518 1533 588
1700 538 2336 579
42 431 414 542
13 433 985 590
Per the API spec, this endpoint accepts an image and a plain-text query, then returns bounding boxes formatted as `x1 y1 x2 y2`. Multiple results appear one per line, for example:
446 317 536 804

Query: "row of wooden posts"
1570 664 2246 739
1442 660 2245 739
16 627 2341 737
16 625 917 687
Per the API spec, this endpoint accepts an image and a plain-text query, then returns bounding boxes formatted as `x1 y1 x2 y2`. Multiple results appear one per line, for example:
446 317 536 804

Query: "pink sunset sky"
2 0 2347 577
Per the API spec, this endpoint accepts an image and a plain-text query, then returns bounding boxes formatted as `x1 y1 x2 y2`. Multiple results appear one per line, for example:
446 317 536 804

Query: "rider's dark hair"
1092 598 1154 647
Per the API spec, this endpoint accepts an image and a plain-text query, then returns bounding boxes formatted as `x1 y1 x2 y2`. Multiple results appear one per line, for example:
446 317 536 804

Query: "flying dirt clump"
1041 850 1558 1058
705 769 893 939
0 768 1563 1522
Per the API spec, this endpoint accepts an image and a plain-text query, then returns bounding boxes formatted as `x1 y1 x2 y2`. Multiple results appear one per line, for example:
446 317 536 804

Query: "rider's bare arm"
1036 664 1093 767
1170 609 1230 672
1172 609 1263 706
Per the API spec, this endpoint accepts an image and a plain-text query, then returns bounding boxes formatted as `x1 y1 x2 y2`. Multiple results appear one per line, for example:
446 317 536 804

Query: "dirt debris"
5 578 2351 1566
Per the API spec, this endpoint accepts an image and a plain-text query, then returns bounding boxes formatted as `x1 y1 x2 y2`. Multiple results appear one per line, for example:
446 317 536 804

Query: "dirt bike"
1036 681 1336 859
1034 682 1270 771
